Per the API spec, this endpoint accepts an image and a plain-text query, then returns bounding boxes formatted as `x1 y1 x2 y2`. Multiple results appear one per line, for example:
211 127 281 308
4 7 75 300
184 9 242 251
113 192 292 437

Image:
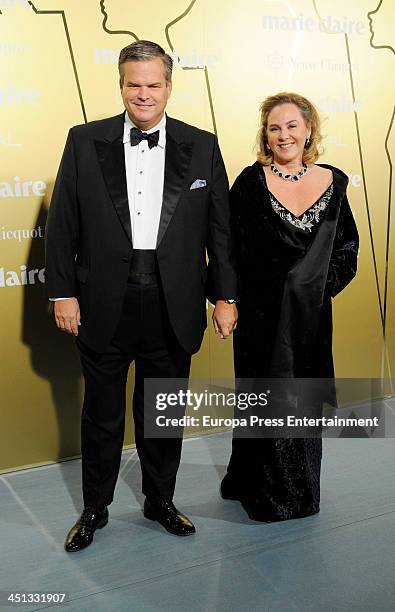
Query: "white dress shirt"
51 112 166 300
124 111 166 249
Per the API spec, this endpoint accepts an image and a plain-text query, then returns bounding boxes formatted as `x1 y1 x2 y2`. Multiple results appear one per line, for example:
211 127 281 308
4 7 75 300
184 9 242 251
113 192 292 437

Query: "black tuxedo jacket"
45 113 237 354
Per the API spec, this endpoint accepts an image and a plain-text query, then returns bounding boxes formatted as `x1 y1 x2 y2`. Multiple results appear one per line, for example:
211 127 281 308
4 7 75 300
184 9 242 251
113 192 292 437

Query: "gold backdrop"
0 0 393 471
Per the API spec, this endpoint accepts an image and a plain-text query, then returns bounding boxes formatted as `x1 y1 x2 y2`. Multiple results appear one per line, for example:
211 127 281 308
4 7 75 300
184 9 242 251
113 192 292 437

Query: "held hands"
212 301 238 339
54 298 81 336
54 298 237 339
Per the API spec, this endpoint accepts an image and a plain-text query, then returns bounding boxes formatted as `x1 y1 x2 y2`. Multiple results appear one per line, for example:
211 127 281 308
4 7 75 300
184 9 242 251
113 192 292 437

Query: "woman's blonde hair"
256 92 323 166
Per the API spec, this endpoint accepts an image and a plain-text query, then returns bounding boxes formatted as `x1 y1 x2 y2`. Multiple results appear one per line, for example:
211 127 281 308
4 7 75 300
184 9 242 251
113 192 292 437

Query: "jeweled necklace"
270 162 308 182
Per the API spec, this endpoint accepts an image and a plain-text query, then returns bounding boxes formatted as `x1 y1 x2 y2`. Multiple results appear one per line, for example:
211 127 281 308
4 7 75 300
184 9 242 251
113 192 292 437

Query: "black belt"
128 249 157 285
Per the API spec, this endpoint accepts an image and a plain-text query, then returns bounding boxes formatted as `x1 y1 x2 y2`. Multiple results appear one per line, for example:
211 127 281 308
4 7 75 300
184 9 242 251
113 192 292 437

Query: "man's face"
120 58 172 130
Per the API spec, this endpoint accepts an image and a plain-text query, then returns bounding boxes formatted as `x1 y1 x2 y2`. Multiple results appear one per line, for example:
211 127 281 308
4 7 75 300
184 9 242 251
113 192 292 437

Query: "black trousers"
77 262 191 509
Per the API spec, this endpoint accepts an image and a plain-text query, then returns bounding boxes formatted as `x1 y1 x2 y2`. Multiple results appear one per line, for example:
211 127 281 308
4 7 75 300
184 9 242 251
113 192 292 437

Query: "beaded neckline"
269 183 334 232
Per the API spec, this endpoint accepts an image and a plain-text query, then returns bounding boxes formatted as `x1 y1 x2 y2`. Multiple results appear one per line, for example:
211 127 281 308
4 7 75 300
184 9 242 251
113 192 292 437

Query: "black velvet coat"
225 162 358 522
231 162 359 385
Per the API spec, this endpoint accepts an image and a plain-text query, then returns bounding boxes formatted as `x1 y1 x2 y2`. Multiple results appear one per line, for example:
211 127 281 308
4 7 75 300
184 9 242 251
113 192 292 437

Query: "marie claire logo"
0 265 45 288
262 14 365 35
0 85 40 106
0 226 44 242
0 177 47 198
171 49 219 69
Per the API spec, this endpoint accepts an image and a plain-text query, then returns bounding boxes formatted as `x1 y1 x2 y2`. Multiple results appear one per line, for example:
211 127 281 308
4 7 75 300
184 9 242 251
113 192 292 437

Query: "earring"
304 136 311 149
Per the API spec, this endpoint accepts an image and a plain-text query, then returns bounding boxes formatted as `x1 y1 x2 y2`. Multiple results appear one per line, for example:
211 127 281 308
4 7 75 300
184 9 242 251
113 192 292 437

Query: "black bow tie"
130 127 160 149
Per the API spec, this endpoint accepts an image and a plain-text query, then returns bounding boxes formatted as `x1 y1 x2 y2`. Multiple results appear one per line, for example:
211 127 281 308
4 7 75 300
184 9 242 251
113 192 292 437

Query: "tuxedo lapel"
94 115 133 245
156 118 193 247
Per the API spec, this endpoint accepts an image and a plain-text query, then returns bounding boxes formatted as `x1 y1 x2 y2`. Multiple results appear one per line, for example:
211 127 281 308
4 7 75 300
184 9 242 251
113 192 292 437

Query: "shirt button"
137 212 141 215
138 191 142 195
121 257 129 263
139 171 143 174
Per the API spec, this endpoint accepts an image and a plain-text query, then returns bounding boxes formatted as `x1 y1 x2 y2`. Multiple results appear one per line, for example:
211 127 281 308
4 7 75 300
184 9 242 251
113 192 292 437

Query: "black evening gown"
222 162 359 522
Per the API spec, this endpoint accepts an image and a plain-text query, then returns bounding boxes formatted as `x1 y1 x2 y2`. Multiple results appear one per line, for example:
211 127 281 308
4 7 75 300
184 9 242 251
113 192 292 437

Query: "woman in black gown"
221 92 359 522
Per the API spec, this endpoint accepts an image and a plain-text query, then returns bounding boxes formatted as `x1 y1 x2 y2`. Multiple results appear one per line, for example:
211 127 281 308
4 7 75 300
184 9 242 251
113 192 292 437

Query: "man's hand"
212 301 238 339
54 298 81 336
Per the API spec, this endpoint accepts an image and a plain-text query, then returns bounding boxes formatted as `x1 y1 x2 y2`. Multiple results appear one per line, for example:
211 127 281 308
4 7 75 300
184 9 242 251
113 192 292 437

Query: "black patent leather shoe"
64 506 108 552
143 498 195 536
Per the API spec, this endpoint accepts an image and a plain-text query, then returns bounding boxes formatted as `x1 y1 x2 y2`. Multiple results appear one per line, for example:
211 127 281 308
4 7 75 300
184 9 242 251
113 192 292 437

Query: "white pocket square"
190 179 207 190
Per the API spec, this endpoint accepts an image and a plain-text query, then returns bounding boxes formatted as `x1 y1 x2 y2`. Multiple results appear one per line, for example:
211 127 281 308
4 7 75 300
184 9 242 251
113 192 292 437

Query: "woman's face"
266 103 310 166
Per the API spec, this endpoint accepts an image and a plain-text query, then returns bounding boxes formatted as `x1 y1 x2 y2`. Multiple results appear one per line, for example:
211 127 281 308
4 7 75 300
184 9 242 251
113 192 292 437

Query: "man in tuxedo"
45 40 237 552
